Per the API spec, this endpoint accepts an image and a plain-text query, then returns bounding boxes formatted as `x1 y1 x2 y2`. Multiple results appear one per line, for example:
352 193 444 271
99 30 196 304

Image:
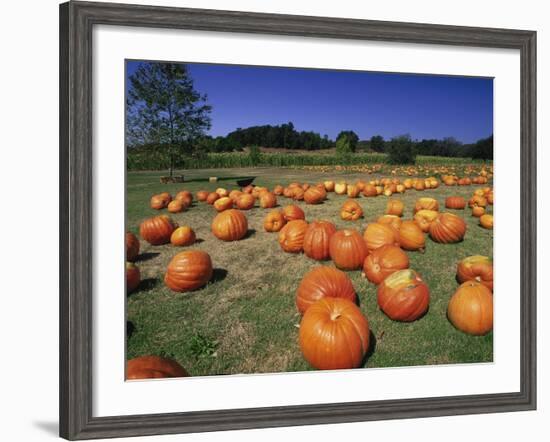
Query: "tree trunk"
169 152 174 178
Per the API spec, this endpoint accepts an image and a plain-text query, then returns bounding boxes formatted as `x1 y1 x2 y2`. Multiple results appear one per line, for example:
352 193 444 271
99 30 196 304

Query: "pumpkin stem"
330 312 341 321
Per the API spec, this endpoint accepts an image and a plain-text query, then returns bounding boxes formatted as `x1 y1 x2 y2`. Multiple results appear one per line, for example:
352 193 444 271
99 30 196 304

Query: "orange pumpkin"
170 226 196 247
398 220 425 252
329 229 369 270
167 199 185 213
139 215 177 245
211 209 248 241
228 190 243 202
196 190 209 202
429 213 467 243
480 214 493 229
377 215 402 231
362 245 410 285
334 182 347 195
263 210 286 232
213 196 233 212
456 255 493 290
126 262 141 294
469 195 488 208
385 199 404 217
299 298 369 370
414 197 439 213
234 193 255 210
447 281 493 335
127 355 189 380
445 196 466 210
487 192 494 205
346 184 361 198
292 187 305 201
377 269 430 322
363 223 399 252
206 192 220 205
126 232 140 261
215 187 229 197
413 209 439 233
259 192 278 208
304 187 326 204
296 266 356 314
471 206 485 217
150 194 168 210
273 184 284 195
164 250 213 292
362 184 378 197
175 191 193 207
303 221 337 261
278 219 308 253
340 199 363 221
324 181 335 192
282 205 305 222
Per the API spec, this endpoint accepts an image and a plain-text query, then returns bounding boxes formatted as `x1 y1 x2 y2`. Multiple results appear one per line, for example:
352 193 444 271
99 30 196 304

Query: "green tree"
335 133 353 158
370 135 385 152
386 134 416 164
248 146 262 166
470 135 493 161
336 130 359 153
126 62 212 177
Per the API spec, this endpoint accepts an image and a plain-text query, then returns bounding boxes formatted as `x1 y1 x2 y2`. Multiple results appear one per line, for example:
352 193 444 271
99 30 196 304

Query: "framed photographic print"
59 1 537 440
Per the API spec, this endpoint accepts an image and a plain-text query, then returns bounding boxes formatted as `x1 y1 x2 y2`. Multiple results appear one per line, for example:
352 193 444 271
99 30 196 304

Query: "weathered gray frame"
59 1 537 439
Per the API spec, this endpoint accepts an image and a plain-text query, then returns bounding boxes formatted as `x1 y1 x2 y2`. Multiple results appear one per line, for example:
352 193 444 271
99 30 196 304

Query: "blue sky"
127 60 493 144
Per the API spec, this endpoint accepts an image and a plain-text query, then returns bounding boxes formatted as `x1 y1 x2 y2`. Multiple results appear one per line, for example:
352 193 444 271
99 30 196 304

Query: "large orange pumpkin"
282 205 305 222
211 209 247 241
299 298 369 370
386 199 404 217
303 220 337 261
139 215 177 245
413 209 439 233
340 199 363 221
363 223 399 252
259 192 278 208
329 229 369 270
175 191 193 207
127 355 189 379
414 197 439 213
362 245 409 285
377 214 402 231
429 213 467 243
278 219 308 253
447 281 493 335
363 184 378 197
164 250 213 292
399 220 425 252
170 226 196 247
296 266 356 314
456 255 493 290
263 210 286 232
304 187 326 204
126 262 140 294
377 269 430 322
126 232 140 261
445 196 466 209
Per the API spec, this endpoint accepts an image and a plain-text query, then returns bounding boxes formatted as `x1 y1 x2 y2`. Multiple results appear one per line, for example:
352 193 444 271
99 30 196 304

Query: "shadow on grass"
363 330 377 366
211 268 228 283
136 252 160 262
132 278 159 294
243 229 257 240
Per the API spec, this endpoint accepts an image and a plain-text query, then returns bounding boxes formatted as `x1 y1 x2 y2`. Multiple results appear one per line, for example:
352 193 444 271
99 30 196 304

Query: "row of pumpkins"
126 179 494 378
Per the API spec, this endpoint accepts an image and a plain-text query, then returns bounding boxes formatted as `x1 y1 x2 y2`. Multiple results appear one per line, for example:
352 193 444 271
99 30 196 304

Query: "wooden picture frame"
59 1 536 439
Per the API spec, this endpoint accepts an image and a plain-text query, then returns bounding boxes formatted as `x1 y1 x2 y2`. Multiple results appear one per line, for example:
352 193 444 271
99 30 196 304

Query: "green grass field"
126 167 493 376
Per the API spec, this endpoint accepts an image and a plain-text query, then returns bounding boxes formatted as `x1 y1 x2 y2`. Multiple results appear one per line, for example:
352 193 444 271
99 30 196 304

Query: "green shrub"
386 135 416 165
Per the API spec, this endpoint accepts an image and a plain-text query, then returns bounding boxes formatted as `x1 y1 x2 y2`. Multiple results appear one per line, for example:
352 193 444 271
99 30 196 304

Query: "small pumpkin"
213 196 233 212
175 191 193 206
377 269 430 322
150 194 168 210
304 187 326 204
303 220 337 261
471 206 485 217
480 214 493 229
167 199 185 213
386 199 404 217
468 195 488 208
282 205 305 222
324 181 335 192
126 232 140 262
299 298 369 370
447 281 493 335
263 210 286 232
414 197 439 213
362 184 378 197
362 245 410 285
398 220 425 252
456 255 493 290
126 262 141 294
329 229 369 270
340 199 363 221
206 192 220 205
296 266 356 314
211 209 248 241
429 213 467 244
334 182 347 195
215 187 229 197
259 192 278 208
278 219 309 253
377 214 402 231
196 190 209 202
273 184 284 195
235 193 255 210
170 226 196 247
346 184 361 198
164 250 213 292
127 355 189 380
413 209 439 233
445 196 466 209
363 223 399 252
139 215 177 245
